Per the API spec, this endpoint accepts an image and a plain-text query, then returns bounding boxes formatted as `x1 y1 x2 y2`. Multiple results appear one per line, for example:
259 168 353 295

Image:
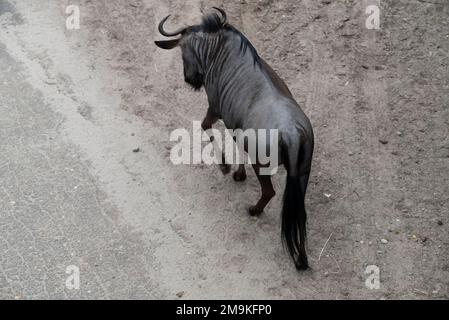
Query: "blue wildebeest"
155 8 314 270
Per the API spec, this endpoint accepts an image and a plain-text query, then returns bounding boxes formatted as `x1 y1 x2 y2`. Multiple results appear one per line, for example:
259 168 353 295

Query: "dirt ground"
0 0 448 299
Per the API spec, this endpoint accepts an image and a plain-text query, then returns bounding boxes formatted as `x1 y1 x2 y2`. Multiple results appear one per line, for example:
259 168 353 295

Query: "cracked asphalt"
0 37 162 300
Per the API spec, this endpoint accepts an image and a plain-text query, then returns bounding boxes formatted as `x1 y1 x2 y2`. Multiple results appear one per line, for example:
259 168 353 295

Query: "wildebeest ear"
155 39 180 49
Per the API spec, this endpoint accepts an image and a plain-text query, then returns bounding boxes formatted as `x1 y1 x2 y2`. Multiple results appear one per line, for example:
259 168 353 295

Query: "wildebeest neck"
198 31 272 125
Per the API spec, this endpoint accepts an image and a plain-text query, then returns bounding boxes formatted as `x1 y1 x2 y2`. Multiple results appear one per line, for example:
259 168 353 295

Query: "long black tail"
281 148 309 270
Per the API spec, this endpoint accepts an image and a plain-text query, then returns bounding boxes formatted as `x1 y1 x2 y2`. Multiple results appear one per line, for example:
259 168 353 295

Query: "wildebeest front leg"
201 109 231 174
233 164 247 182
248 164 275 216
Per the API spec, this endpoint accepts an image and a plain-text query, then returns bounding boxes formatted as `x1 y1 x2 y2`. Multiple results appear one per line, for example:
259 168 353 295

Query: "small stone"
176 291 185 298
132 147 140 153
379 139 389 145
348 151 354 156
437 220 443 226
396 131 402 136
381 239 388 244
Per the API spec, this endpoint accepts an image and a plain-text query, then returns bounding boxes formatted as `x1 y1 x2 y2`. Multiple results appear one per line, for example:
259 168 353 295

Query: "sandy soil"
0 0 447 299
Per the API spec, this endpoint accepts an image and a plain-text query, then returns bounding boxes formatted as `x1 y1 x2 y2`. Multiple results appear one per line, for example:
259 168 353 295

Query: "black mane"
201 13 225 33
199 13 261 66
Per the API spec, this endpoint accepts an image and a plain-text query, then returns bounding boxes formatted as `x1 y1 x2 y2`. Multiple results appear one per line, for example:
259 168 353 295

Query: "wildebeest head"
154 7 228 90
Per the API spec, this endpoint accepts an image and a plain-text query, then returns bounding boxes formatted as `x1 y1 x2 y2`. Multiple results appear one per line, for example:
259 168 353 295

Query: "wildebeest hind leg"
248 164 275 216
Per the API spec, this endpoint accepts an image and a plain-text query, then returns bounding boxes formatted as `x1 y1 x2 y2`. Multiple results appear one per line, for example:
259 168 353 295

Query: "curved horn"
158 15 185 37
212 7 227 24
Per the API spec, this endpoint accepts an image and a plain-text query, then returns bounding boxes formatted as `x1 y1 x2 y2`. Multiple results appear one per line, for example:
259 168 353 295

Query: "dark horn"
158 15 185 37
212 7 227 24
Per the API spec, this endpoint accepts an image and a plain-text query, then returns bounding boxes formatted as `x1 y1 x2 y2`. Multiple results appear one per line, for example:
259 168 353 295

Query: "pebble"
437 220 443 226
176 291 185 298
132 147 140 153
379 139 389 145
381 239 388 244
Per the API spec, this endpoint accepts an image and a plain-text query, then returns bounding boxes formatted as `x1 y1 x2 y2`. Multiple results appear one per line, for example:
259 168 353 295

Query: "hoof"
233 170 247 182
219 164 231 175
248 205 262 217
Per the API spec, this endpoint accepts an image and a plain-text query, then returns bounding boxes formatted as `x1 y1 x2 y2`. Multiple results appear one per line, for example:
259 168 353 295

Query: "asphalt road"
0 1 161 299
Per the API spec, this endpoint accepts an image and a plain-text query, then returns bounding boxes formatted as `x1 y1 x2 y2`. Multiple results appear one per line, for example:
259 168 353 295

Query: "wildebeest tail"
281 142 309 270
